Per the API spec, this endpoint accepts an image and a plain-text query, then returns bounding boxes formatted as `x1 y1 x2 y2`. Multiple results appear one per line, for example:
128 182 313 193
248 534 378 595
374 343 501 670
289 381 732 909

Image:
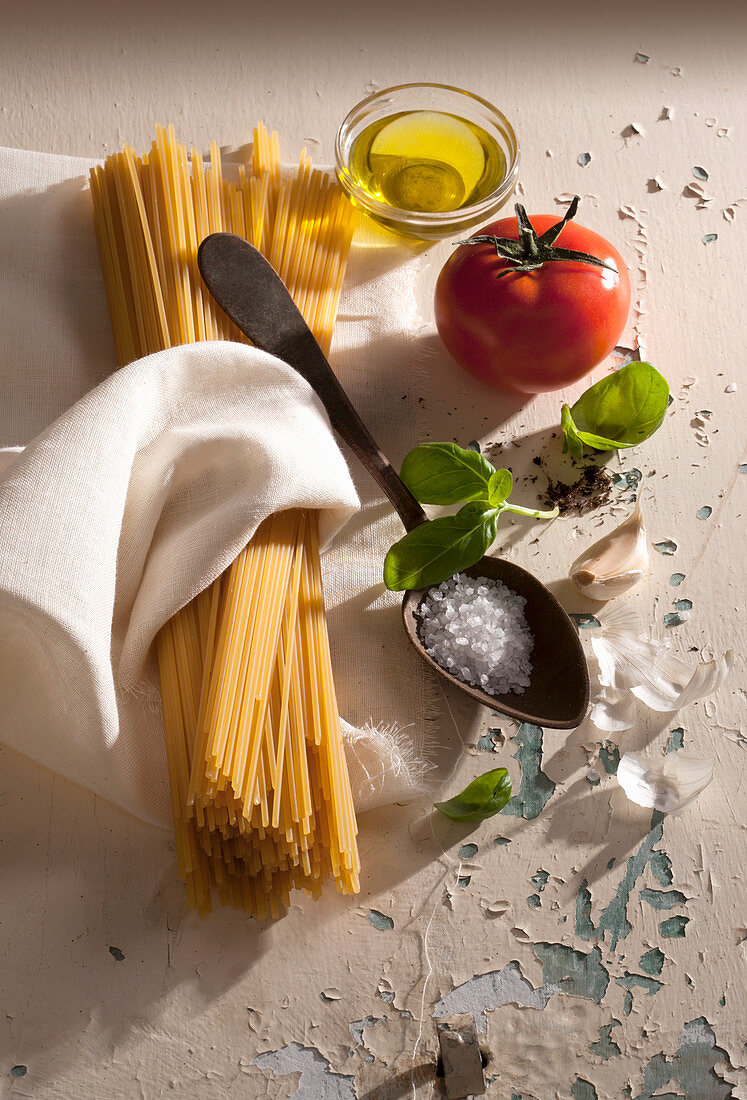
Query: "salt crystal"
417 573 533 696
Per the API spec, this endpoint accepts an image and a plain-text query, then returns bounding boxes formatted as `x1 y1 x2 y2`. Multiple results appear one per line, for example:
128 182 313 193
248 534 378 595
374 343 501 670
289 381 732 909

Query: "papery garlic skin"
617 751 714 814
587 602 733 732
570 501 649 601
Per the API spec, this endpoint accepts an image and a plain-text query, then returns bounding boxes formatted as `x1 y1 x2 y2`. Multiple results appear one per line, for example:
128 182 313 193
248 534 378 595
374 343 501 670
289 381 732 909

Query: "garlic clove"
570 501 649 601
617 751 714 814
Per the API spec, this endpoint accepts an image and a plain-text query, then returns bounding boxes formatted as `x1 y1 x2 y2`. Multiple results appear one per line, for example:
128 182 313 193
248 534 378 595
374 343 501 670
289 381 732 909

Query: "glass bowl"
335 82 520 241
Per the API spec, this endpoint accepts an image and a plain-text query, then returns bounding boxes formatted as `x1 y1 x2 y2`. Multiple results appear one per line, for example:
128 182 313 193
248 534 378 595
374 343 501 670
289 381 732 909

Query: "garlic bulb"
570 501 648 601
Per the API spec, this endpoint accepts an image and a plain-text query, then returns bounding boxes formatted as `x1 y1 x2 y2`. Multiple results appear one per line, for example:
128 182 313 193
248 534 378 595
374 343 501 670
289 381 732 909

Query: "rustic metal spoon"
197 233 589 729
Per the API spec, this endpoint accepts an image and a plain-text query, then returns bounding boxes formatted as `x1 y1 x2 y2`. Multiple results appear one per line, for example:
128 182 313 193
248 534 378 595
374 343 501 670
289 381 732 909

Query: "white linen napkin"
0 145 435 826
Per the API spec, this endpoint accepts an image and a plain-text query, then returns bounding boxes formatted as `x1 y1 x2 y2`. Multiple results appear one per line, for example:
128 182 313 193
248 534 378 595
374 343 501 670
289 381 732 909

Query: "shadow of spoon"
197 233 589 730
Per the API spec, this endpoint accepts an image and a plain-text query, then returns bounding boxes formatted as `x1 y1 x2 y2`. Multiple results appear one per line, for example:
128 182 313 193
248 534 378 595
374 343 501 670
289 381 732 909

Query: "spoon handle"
198 233 427 533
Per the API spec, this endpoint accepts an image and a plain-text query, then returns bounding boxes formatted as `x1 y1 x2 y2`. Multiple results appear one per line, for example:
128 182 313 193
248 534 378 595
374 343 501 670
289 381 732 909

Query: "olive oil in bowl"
335 84 519 240
349 110 506 215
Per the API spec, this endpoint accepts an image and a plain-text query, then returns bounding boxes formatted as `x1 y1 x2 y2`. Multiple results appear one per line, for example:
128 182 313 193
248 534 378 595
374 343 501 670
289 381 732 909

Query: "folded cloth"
0 145 435 827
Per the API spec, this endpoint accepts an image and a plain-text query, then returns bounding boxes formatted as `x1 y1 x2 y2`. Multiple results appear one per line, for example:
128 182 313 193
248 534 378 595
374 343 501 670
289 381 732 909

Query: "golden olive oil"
348 110 506 214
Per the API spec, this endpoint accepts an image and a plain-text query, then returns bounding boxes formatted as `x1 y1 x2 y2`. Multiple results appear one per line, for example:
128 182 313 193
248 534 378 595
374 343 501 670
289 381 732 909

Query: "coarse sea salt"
417 573 533 696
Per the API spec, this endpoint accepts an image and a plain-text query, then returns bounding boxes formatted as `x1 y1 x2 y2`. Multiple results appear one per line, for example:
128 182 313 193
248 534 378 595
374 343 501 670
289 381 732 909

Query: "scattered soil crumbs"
542 464 612 515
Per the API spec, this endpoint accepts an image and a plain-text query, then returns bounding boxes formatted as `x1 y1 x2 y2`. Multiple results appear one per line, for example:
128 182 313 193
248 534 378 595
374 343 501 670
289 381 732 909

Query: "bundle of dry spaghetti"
90 124 359 918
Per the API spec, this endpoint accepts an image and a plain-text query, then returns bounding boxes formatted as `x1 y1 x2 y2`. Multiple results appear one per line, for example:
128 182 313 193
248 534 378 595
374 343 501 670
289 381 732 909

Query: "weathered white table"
0 3 744 1097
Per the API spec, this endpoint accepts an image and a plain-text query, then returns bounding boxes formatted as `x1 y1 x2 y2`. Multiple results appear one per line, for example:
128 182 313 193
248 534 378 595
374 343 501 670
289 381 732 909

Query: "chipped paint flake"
598 741 620 775
669 572 686 586
641 888 687 911
590 1020 622 1060
571 613 601 629
572 1079 599 1099
654 540 677 555
533 942 610 1003
458 843 479 859
634 51 650 63
576 813 669 950
634 1017 736 1099
703 233 718 245
501 724 556 820
697 506 713 520
578 152 592 167
660 915 690 938
639 947 665 976
349 1015 385 1046
367 909 394 931
109 946 125 961
433 960 552 1033
693 166 710 181
10 1066 27 1078
616 972 664 996
253 1043 356 1100
666 728 685 753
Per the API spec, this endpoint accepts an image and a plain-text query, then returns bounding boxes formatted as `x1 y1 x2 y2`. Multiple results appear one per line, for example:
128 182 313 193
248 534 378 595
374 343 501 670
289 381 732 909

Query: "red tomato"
434 212 631 394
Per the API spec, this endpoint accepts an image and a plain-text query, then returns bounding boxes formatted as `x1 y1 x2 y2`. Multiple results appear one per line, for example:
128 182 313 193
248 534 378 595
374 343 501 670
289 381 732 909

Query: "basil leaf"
435 768 512 823
383 502 500 591
561 403 584 458
570 362 669 449
400 442 495 505
488 468 513 506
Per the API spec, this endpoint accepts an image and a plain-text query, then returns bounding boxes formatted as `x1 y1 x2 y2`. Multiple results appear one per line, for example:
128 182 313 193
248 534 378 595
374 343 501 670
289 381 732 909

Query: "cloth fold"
0 341 362 825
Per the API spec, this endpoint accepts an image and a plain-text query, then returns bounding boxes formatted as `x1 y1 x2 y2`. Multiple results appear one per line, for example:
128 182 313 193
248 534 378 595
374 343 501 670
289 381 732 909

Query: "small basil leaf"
488 468 513 505
570 362 669 449
400 442 495 505
383 502 500 591
561 403 584 458
435 768 512 823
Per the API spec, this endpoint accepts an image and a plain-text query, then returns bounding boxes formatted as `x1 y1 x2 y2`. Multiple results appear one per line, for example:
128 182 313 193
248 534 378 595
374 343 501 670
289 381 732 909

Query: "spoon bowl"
402 556 588 729
197 232 590 729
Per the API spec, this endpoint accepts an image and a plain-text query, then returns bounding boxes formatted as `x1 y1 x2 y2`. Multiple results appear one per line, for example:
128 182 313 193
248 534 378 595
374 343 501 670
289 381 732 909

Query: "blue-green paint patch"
634 1017 735 1100
666 728 685 753
378 989 395 1003
527 893 541 908
702 233 718 245
740 464 747 474
654 540 677 555
623 990 634 1016
639 947 665 976
570 612 601 629
669 572 686 586
641 888 687 911
674 599 693 611
457 876 471 888
576 812 669 950
349 1015 385 1045
576 879 596 941
612 469 642 494
607 857 616 870
501 724 556 820
664 612 685 627
10 1066 27 1078
533 943 610 1004
587 769 601 787
617 971 664 996
598 741 620 775
458 843 478 859
493 836 511 846
511 1094 522 1100
590 1021 622 1061
109 945 125 961
650 850 673 887
719 994 726 1006
696 410 713 419
531 869 550 892
571 1079 598 1100
367 910 394 931
697 505 713 520
476 727 503 752
660 915 689 938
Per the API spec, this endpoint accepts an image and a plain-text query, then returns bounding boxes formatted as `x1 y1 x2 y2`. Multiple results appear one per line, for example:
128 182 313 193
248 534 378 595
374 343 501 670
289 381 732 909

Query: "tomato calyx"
458 195 618 278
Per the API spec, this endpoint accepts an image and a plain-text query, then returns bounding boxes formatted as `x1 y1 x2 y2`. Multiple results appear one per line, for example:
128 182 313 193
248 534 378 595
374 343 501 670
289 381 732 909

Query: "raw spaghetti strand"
90 125 358 917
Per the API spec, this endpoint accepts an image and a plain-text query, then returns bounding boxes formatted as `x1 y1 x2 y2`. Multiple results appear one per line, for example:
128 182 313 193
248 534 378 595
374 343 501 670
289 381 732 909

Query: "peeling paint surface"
0 6 744 1100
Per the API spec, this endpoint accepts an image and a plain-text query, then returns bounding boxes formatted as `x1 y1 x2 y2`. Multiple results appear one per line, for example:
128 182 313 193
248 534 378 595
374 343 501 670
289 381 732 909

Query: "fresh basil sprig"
383 442 558 591
435 767 512 823
561 362 669 459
